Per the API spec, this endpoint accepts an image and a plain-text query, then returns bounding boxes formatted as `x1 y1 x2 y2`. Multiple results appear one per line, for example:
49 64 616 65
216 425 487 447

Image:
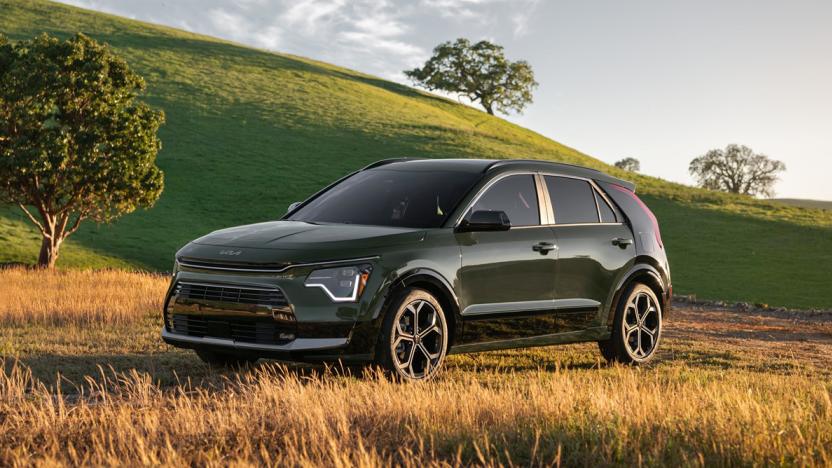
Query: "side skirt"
448 326 611 355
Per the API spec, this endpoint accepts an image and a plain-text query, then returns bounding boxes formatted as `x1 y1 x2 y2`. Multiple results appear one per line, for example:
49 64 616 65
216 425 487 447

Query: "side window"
467 174 539 226
545 176 599 224
595 190 618 223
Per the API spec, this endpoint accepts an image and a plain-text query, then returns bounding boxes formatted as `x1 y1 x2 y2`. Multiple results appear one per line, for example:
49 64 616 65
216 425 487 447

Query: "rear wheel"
195 348 257 369
599 283 662 365
377 288 448 381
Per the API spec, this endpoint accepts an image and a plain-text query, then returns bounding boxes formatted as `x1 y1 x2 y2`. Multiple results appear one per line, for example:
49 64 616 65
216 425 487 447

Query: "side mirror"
456 210 511 232
286 201 302 214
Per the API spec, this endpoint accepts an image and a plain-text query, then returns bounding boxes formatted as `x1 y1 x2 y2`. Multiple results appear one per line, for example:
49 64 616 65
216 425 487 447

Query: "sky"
56 0 832 200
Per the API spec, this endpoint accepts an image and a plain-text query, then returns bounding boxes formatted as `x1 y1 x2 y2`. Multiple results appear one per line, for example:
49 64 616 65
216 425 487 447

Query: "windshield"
287 169 481 228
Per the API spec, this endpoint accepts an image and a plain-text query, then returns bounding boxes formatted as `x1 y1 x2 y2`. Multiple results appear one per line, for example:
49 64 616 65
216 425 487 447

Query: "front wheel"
376 288 448 381
598 283 662 365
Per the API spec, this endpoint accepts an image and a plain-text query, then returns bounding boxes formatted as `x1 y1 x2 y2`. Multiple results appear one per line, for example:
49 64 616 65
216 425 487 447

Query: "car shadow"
4 351 338 394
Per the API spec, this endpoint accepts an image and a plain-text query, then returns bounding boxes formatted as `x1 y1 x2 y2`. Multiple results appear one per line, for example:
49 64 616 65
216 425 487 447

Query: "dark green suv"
163 159 671 380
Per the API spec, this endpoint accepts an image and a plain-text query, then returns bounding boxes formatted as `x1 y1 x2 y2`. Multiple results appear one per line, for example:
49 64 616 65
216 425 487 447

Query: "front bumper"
161 257 388 363
161 328 348 352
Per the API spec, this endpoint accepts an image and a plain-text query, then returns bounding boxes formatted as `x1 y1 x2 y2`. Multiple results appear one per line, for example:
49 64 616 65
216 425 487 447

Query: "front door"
456 174 559 343
543 175 635 330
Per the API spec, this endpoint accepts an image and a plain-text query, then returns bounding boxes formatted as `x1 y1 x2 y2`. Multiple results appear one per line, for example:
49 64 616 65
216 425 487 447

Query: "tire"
598 283 662 365
376 288 448 381
195 348 257 369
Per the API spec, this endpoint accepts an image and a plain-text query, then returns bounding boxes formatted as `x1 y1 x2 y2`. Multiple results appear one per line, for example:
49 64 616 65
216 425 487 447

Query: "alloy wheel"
622 291 661 359
391 299 446 379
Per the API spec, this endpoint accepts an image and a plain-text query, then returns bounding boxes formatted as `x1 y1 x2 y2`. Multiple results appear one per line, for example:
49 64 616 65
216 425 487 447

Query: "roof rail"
361 158 426 171
484 159 602 173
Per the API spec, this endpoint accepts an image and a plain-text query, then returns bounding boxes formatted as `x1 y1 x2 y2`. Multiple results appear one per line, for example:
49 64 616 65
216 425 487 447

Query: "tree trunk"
37 236 60 269
484 105 494 115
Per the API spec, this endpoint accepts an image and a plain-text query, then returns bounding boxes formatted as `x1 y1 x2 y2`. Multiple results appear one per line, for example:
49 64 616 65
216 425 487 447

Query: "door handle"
532 242 557 255
612 237 633 248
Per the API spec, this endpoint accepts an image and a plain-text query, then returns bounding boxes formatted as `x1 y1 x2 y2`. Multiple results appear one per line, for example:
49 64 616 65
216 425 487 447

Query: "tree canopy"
0 33 164 267
405 38 537 115
614 157 640 172
689 144 785 197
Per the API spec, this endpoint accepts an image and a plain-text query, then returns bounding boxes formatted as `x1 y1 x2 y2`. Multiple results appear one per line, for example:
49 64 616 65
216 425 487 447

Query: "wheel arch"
388 268 462 348
607 260 670 328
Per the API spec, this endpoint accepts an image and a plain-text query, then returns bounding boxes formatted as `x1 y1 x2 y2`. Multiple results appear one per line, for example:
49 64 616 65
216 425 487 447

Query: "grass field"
2 268 831 466
775 198 832 211
1 0 832 308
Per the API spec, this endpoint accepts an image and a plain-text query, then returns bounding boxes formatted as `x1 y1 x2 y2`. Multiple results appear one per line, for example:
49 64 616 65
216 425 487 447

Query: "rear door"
543 175 635 330
456 174 559 343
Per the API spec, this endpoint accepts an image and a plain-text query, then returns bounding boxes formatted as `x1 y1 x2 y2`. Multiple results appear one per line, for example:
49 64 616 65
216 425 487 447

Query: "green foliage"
405 38 537 115
0 32 164 267
689 144 785 197
614 157 640 172
0 0 830 308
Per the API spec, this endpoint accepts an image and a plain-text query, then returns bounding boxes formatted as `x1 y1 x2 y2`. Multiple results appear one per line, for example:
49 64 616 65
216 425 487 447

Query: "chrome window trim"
453 169 626 229
534 173 550 225
177 256 379 273
535 173 555 225
453 171 510 227
591 182 621 223
453 171 543 228
540 173 600 224
539 172 626 227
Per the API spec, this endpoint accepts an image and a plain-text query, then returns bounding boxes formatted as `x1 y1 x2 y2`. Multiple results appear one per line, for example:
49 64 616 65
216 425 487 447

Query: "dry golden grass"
1 269 831 466
0 267 167 326
1 360 830 466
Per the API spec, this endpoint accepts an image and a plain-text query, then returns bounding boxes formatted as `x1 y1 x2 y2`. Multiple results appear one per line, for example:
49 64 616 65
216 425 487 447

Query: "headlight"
172 258 180 277
304 264 372 302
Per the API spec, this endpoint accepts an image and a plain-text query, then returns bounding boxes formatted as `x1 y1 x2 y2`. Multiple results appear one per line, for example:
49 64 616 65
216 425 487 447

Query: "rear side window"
545 176 599 224
467 174 539 226
595 190 618 223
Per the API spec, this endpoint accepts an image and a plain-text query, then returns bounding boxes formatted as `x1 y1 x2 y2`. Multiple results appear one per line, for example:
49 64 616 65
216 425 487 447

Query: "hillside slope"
1 0 831 308
774 198 832 211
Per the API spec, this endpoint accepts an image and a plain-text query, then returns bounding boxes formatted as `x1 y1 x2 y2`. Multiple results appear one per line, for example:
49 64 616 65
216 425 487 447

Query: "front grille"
175 282 288 307
164 282 296 345
171 314 295 345
178 258 291 272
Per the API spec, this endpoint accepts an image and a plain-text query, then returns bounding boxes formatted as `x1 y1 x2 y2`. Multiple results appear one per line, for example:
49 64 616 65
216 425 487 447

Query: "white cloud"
280 0 346 35
511 0 540 37
53 0 537 83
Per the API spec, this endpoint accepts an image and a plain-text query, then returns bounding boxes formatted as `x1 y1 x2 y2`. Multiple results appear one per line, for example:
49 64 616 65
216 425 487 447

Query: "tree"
0 33 164 268
689 144 785 197
614 157 640 172
405 38 538 115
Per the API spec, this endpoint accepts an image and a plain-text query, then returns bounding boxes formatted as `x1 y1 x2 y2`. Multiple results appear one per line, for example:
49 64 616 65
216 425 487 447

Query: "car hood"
181 221 424 265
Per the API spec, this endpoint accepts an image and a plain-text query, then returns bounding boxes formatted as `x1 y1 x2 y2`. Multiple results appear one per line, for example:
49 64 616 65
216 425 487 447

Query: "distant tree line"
613 145 784 197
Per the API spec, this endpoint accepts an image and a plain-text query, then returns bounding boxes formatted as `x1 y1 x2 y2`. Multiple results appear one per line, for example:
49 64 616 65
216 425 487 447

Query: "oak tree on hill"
0 33 164 268
689 144 785 198
405 38 538 115
614 157 640 172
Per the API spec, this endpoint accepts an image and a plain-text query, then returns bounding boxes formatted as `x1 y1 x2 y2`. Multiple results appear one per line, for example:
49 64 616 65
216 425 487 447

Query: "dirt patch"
665 304 832 371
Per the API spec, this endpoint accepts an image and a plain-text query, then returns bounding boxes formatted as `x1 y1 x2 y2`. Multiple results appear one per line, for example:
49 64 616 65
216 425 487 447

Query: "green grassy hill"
774 198 832 211
2 0 831 308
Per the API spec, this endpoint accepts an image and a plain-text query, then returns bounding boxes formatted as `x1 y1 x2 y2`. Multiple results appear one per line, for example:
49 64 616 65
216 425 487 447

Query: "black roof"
363 158 636 191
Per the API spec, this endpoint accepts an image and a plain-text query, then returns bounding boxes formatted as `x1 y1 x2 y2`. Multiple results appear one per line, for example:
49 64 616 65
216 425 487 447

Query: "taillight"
609 185 663 249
